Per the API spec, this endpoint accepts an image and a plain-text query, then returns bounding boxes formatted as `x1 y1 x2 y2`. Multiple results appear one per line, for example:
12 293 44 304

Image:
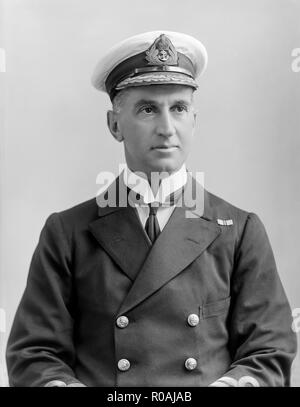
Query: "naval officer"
6 31 297 387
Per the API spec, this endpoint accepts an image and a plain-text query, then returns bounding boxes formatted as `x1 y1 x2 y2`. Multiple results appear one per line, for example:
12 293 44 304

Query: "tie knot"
149 203 159 216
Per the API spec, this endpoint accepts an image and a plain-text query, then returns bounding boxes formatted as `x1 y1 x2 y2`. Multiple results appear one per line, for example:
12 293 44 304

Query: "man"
6 31 297 387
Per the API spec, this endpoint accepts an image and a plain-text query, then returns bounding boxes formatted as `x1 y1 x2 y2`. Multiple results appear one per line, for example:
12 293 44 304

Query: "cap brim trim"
115 72 198 90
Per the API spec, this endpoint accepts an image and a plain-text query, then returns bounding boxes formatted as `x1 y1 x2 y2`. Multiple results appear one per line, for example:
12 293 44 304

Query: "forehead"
123 85 194 104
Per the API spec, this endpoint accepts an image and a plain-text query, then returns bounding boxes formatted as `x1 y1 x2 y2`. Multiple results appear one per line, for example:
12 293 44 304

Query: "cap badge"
145 34 178 66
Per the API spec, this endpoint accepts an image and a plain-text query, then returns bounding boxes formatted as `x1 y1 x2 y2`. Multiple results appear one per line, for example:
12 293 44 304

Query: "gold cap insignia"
145 34 178 66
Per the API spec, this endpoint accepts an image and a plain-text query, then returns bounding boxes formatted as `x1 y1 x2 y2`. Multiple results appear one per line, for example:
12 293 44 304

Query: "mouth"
152 145 179 151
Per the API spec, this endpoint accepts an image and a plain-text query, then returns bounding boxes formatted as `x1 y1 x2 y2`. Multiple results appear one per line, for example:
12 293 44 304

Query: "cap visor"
115 72 197 90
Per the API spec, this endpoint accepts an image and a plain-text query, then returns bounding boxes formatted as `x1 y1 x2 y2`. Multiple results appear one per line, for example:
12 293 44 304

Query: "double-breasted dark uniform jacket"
6 174 297 387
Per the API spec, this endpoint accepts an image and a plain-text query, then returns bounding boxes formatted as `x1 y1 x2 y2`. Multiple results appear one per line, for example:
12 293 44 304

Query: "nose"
156 109 176 138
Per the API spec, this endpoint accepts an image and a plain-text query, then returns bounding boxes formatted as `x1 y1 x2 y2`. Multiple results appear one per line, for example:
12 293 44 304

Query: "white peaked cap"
91 30 208 100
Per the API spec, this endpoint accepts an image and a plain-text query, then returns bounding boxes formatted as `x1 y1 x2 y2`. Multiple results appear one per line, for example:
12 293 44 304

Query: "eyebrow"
134 98 192 109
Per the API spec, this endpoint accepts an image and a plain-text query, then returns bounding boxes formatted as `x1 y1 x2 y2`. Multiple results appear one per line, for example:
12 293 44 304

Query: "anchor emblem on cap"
145 34 178 66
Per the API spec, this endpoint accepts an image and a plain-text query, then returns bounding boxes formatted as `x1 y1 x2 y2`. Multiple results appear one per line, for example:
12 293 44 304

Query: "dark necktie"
145 204 160 243
128 186 184 243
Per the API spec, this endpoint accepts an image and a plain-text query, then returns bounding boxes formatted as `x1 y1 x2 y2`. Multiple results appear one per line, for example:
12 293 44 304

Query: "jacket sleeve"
6 213 82 387
216 213 297 386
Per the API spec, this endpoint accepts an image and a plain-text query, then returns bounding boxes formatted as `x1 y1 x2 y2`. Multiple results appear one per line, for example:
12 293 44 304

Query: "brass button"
44 380 67 387
116 315 129 328
185 357 197 371
118 358 130 371
187 313 199 327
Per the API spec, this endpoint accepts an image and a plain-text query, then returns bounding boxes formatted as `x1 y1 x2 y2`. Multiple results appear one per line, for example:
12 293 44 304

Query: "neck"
135 170 174 196
124 164 187 204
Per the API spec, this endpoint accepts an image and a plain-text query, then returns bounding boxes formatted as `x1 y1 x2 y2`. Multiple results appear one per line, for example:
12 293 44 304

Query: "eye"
138 105 156 114
143 106 154 114
172 104 188 113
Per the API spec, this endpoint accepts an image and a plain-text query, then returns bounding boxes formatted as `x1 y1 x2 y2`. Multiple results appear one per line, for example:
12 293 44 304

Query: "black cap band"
105 51 196 101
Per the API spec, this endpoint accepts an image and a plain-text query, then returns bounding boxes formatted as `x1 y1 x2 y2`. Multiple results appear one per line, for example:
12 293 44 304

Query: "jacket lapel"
118 174 221 315
89 176 151 281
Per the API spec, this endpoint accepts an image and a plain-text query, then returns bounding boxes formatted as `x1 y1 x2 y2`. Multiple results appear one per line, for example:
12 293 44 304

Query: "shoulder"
204 189 249 221
204 189 267 243
45 197 99 235
58 197 98 223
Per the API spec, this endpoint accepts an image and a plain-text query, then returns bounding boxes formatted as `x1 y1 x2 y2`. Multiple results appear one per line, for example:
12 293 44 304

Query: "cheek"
121 120 152 147
178 122 195 148
122 128 145 155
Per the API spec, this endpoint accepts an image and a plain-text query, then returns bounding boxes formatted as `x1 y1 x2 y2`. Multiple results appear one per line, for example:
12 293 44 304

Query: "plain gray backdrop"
0 0 300 386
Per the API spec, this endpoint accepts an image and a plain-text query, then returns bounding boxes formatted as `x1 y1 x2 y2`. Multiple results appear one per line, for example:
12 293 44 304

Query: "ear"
191 109 197 130
107 110 124 142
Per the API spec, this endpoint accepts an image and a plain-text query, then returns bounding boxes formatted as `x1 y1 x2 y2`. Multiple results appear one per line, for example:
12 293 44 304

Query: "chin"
150 160 181 174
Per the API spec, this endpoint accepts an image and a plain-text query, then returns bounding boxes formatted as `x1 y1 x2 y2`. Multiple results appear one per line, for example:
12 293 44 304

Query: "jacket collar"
89 173 221 314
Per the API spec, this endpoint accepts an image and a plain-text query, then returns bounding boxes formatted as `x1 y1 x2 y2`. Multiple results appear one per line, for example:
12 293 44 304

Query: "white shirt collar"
123 164 187 204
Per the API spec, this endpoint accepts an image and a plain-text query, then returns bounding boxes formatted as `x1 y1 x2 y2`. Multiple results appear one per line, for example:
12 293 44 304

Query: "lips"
152 145 178 149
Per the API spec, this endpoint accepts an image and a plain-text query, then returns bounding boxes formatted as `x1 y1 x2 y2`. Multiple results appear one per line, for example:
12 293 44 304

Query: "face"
108 85 196 178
